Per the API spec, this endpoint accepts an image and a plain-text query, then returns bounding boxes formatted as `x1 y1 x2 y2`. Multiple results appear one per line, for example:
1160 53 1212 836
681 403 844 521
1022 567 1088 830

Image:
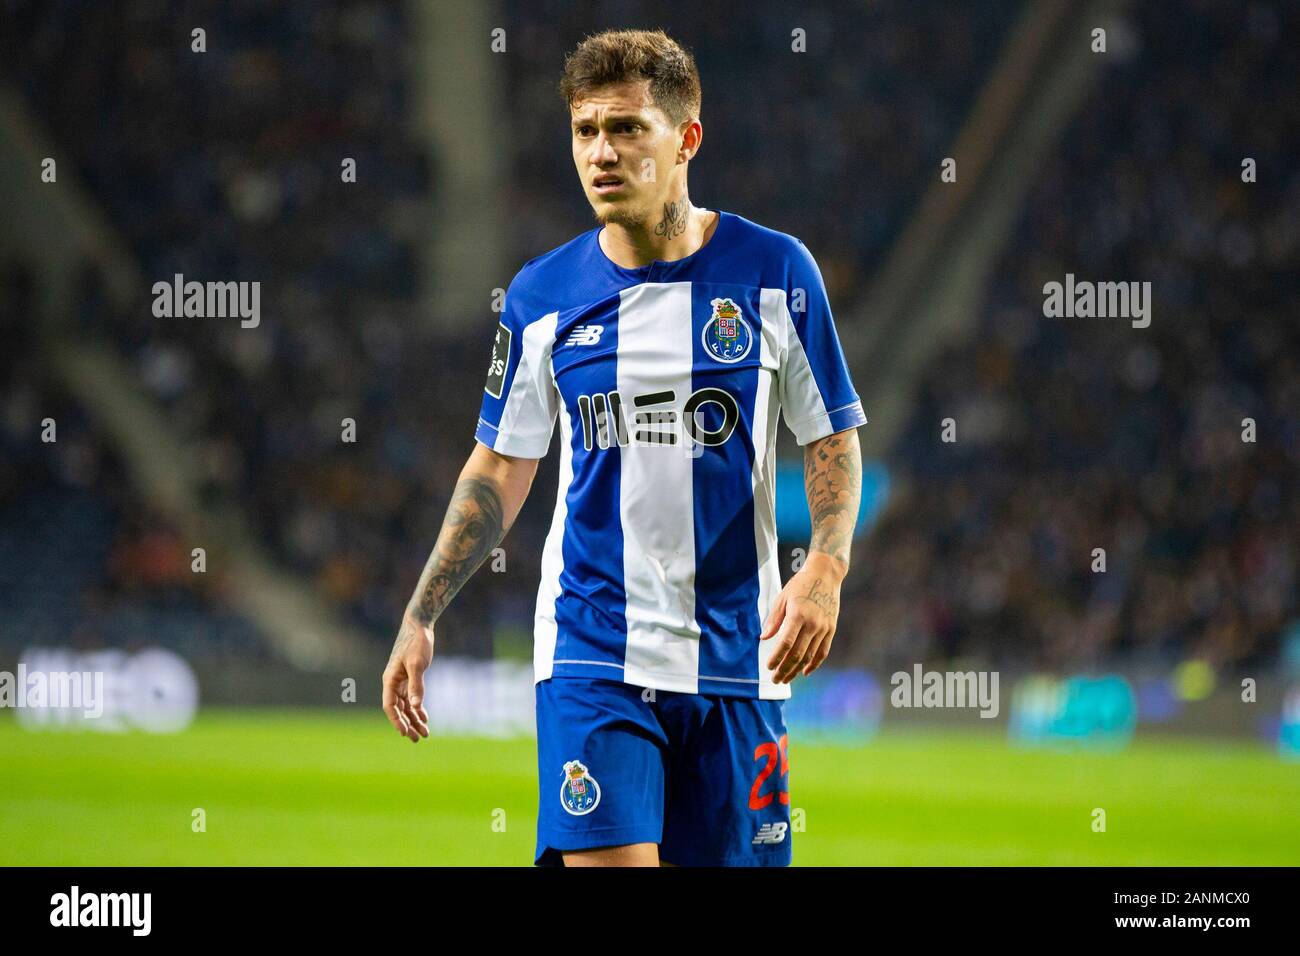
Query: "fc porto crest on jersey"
560 759 601 816
701 297 753 363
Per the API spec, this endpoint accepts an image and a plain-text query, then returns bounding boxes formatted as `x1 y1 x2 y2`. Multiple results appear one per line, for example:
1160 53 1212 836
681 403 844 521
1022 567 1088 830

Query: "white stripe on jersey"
533 385 573 683
777 293 835 445
616 282 702 692
755 288 787 698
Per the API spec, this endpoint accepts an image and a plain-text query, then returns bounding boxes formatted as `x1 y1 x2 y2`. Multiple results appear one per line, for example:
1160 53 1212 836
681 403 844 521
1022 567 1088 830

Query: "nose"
590 133 618 167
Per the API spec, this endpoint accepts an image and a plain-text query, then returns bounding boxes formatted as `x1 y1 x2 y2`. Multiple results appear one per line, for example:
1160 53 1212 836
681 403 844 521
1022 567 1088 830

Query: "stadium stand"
2 0 1293 682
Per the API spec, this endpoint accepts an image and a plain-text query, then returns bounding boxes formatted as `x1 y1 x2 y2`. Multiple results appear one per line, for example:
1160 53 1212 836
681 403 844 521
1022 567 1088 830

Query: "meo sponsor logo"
576 386 740 451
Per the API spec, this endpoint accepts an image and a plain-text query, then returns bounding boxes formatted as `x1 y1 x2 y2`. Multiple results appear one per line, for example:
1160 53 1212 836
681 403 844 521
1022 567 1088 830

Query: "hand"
760 553 845 684
382 608 434 742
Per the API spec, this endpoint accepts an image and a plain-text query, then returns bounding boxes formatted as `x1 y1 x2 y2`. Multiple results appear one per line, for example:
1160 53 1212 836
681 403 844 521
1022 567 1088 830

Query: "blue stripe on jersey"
691 283 763 696
550 294 629 674
785 240 867 434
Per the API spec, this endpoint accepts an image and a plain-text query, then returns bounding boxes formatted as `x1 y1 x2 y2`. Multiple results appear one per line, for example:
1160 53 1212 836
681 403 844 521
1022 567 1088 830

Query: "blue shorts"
534 676 792 867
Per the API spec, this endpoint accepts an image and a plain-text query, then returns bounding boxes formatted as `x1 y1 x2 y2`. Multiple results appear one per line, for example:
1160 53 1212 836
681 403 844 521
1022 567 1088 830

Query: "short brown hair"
559 29 701 126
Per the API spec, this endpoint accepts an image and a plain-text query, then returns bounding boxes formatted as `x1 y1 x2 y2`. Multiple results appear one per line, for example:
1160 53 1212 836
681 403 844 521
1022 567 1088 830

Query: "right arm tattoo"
408 475 507 626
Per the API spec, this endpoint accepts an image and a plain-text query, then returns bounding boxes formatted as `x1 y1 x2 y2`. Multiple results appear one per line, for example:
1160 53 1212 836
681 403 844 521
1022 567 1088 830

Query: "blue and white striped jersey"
475 211 865 700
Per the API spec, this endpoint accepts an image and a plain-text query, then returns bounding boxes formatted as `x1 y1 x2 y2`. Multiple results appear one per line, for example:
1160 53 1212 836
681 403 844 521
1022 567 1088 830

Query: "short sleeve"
474 277 559 458
777 240 867 445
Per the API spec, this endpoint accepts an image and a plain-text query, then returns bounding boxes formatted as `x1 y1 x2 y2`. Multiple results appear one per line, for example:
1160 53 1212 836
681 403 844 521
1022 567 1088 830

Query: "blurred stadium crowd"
1 1 1295 677
845 0 1299 673
504 0 1019 305
0 260 268 657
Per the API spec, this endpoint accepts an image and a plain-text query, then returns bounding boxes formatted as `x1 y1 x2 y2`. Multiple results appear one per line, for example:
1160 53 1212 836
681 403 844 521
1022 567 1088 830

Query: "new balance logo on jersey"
752 822 788 845
577 386 740 451
564 324 604 347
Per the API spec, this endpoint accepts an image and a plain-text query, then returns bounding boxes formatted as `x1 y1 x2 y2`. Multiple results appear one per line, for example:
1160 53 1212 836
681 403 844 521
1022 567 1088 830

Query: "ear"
678 118 703 163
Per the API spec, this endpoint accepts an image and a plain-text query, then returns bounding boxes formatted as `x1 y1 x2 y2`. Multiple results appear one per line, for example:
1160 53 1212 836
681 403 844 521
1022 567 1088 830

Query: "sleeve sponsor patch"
484 322 511 398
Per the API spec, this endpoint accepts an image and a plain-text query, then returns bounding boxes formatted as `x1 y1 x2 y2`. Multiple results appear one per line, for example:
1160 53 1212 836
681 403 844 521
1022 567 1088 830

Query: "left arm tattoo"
803 429 863 568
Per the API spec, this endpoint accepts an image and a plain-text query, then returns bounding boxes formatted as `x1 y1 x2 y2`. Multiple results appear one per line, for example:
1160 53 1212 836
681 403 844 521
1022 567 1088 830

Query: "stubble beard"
593 199 649 230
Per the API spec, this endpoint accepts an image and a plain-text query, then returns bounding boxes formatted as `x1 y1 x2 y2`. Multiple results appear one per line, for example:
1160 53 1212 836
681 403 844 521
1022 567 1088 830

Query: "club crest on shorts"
702 297 753 363
560 759 601 815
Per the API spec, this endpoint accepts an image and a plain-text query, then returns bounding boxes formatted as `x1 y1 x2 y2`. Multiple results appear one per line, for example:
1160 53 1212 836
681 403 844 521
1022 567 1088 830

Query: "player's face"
570 80 685 228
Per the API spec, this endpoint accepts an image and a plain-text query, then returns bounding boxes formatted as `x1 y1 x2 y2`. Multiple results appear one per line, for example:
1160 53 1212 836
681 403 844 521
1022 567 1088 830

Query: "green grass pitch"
2 709 1297 865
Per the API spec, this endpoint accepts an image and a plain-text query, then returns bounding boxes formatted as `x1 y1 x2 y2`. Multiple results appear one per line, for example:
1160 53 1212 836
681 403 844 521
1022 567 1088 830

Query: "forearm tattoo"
408 476 507 627
804 429 862 568
653 198 688 239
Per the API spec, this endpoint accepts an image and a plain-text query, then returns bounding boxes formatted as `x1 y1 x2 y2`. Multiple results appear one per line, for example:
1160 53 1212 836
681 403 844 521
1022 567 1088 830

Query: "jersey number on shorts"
748 733 790 810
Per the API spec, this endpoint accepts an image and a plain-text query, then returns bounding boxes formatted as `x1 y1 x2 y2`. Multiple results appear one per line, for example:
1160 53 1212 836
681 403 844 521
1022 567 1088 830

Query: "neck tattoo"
653 198 689 239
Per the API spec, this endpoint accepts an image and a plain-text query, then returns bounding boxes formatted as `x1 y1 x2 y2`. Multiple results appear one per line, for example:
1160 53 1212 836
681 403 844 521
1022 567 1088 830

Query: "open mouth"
592 174 625 195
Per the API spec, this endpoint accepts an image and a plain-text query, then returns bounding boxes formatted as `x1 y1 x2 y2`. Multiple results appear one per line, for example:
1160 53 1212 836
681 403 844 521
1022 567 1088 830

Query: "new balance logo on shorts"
752 822 788 845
